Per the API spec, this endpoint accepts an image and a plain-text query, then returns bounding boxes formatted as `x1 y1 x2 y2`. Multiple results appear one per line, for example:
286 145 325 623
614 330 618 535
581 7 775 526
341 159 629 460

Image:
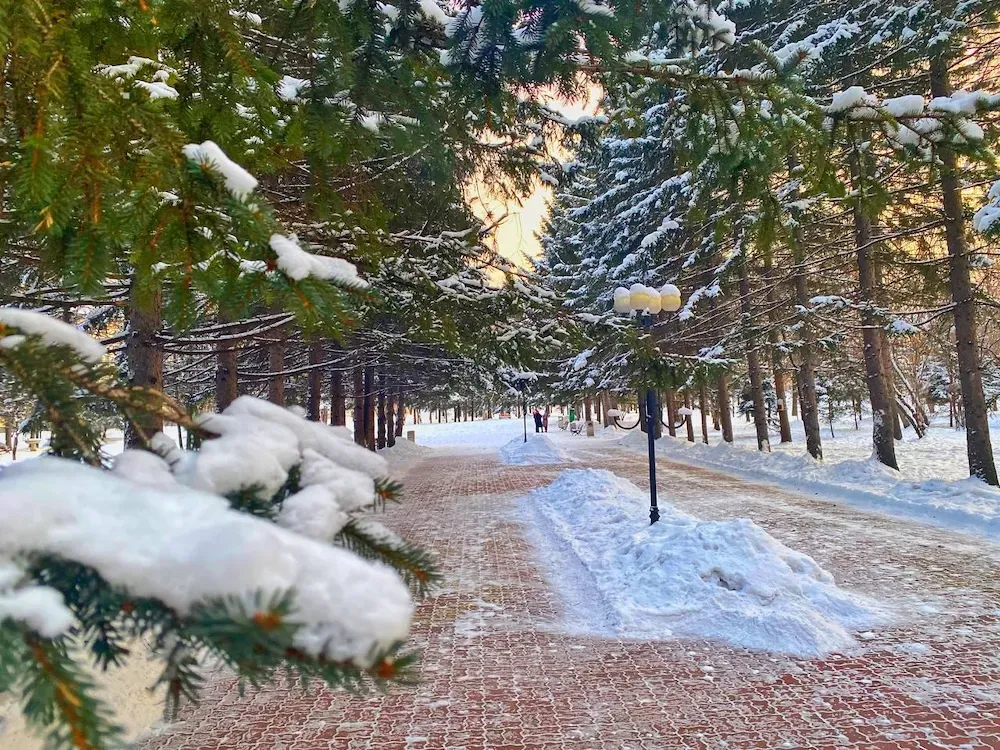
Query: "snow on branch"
96 56 179 100
974 181 1000 235
0 307 106 363
183 141 259 199
270 234 369 289
1 456 411 667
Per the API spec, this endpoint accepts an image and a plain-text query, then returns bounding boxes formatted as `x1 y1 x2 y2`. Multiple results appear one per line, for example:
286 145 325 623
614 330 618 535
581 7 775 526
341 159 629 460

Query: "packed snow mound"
379 438 434 469
522 469 886 657
500 434 572 465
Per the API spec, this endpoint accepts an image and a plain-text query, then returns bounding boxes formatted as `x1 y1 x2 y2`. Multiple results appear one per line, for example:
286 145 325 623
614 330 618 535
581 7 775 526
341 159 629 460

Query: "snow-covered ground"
499 434 572 465
613 411 1000 538
403 416 528 448
391 408 1000 538
518 468 887 657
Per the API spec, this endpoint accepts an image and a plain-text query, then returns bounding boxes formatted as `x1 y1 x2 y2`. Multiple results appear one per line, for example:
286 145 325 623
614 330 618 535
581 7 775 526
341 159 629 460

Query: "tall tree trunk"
126 288 164 447
364 365 376 450
307 340 323 421
601 391 612 427
665 389 677 437
875 259 903 441
787 153 823 459
215 314 239 412
386 383 396 448
850 144 898 470
738 248 771 452
395 389 405 436
267 319 287 406
330 369 346 426
698 382 710 444
684 391 695 443
377 378 387 450
930 56 999 486
716 373 734 443
353 364 365 446
763 256 793 443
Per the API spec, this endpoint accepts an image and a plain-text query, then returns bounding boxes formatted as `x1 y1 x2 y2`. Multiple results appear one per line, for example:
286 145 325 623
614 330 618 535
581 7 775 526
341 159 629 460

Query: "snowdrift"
379 438 433 470
521 469 886 657
621 432 1000 538
500 434 572 465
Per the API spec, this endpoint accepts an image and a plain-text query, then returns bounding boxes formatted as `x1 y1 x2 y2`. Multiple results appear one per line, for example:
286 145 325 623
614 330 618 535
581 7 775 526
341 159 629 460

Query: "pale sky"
467 86 601 270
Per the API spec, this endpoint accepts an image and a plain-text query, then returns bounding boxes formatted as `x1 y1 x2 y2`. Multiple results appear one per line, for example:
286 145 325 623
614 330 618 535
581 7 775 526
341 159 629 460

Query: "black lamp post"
513 379 528 443
612 283 683 525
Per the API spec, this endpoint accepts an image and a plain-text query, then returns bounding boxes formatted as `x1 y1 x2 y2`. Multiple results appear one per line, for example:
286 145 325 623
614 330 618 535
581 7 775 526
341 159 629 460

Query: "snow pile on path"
626 433 1000 538
379 438 433 470
521 469 886 657
500 434 572 465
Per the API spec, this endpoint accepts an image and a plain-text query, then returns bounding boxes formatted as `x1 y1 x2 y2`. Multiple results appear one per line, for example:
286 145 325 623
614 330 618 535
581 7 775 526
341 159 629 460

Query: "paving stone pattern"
142 445 1000 749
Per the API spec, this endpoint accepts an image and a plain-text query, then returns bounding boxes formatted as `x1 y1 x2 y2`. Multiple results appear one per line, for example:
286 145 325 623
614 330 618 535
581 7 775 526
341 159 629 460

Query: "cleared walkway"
143 444 1000 749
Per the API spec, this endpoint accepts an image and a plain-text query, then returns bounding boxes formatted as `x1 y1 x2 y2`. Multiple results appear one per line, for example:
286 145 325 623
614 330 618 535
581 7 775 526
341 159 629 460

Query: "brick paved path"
143 444 1000 750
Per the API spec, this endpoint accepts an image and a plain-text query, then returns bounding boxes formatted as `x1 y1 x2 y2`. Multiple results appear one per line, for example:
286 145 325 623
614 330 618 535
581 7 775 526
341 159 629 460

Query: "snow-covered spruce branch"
0 311 435 750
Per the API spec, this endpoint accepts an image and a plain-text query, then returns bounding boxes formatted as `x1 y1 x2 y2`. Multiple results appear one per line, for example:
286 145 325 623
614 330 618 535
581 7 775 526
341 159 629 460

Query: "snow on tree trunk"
930 54 999 486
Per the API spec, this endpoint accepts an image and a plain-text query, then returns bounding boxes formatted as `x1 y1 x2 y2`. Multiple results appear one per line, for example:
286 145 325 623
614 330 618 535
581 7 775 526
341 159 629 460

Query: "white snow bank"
379 439 433 470
0 308 105 362
0 457 412 667
500 434 572 465
622 431 1000 538
521 469 886 657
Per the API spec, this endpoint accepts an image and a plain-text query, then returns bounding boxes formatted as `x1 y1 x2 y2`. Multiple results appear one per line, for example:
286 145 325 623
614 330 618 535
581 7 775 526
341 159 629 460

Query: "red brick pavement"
142 446 1000 749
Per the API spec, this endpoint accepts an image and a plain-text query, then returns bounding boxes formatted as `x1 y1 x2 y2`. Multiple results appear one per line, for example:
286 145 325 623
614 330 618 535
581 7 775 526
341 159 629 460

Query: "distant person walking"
533 408 543 433
543 406 550 433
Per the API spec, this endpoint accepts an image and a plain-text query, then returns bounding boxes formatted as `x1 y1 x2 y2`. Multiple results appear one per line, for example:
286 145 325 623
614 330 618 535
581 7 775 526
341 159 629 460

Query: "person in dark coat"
532 408 543 433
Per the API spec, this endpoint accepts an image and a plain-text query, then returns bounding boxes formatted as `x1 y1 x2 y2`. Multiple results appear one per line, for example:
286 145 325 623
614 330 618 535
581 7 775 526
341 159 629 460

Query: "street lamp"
513 378 529 443
612 283 683 525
